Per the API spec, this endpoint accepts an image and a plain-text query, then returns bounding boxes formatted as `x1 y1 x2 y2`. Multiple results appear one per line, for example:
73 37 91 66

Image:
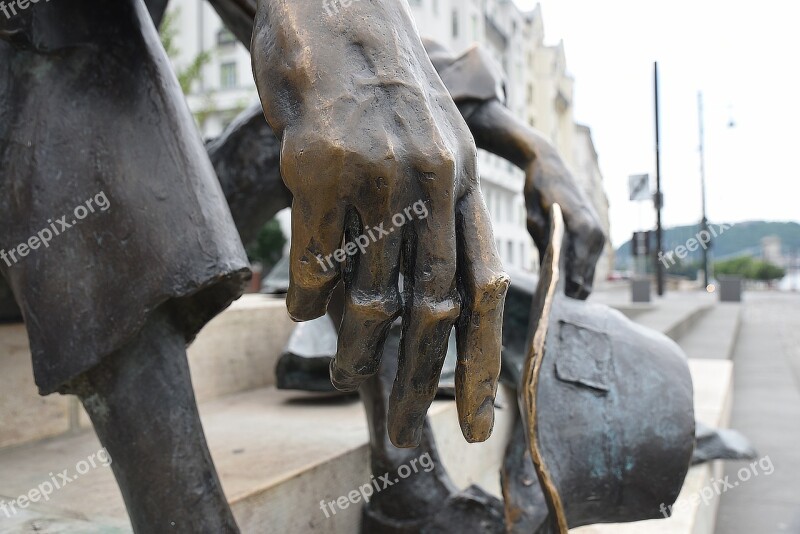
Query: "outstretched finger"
454 188 509 443
286 197 346 321
563 206 605 300
331 205 404 391
387 192 460 448
281 141 347 321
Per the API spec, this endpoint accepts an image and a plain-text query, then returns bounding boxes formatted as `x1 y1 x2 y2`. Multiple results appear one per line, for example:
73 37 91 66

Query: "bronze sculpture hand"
252 0 509 447
521 138 606 300
465 100 605 300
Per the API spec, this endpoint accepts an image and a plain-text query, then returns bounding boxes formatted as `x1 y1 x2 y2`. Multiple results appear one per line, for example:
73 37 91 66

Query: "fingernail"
460 397 495 443
287 284 330 321
329 360 369 392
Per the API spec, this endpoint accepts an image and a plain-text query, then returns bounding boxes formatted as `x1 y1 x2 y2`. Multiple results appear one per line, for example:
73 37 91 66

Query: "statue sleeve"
0 0 250 395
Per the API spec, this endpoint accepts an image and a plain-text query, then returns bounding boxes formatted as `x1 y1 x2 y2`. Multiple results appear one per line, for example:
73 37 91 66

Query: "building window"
472 14 479 40
452 9 459 38
217 28 236 47
220 62 237 90
433 0 438 15
507 241 514 265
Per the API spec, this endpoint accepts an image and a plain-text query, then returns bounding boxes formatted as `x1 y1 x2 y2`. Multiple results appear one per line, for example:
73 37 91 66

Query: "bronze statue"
0 0 511 531
1 1 249 531
250 0 511 448
0 0 751 532
254 41 753 533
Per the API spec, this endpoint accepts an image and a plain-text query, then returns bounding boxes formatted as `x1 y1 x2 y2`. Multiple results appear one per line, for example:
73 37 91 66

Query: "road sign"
629 174 651 201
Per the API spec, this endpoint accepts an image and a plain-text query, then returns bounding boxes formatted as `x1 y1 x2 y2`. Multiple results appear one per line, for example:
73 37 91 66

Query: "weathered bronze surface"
252 0 510 448
0 0 251 396
0 1 743 531
263 41 752 534
520 205 695 532
188 1 515 447
0 1 512 531
0 1 251 531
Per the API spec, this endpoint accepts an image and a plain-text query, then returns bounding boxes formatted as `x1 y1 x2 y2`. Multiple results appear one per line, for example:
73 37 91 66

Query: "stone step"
0 295 295 451
0 385 517 533
0 358 733 534
0 292 738 534
634 292 717 341
676 303 742 361
0 291 713 452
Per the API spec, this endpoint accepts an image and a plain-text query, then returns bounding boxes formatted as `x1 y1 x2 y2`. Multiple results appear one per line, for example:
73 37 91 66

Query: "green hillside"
616 221 800 269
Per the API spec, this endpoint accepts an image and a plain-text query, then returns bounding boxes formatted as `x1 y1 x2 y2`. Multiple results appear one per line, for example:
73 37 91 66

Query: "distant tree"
159 8 212 95
751 261 785 282
715 256 753 277
247 219 287 272
715 256 785 281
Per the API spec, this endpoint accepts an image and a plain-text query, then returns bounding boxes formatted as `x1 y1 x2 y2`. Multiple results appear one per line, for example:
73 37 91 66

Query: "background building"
169 0 613 280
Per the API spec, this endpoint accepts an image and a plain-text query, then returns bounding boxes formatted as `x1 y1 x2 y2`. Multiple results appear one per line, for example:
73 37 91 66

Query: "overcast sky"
512 0 800 245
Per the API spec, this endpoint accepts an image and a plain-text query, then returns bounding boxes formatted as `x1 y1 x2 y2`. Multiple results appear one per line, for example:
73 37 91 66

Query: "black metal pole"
698 91 710 289
654 62 665 296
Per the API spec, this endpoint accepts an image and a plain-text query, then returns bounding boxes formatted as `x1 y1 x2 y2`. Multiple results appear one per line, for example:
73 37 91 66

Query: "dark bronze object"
0 1 251 531
0 0 513 531
0 0 751 530
520 205 694 532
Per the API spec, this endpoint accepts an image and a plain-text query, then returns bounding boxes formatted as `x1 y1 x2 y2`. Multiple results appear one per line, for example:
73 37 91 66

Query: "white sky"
513 0 800 245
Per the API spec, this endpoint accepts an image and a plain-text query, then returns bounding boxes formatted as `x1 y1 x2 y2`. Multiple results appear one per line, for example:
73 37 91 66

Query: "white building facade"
169 0 612 277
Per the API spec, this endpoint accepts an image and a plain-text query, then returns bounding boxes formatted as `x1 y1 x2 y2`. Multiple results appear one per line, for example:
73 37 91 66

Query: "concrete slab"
0 356 731 534
679 303 741 361
187 294 295 403
0 289 741 533
632 292 716 341
1 295 296 447
0 386 516 534
0 325 71 450
714 293 800 534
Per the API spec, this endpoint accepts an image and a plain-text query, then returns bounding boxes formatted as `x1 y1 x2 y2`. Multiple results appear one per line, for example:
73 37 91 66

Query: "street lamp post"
654 62 665 296
698 91 711 289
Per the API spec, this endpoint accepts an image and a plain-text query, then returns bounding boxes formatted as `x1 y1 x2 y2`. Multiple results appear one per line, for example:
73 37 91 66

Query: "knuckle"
460 136 479 165
470 272 510 314
413 297 462 329
422 146 457 177
573 212 606 249
345 292 402 327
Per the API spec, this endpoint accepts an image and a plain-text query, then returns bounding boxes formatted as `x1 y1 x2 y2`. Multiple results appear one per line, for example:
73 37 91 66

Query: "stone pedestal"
719 277 743 303
631 279 652 303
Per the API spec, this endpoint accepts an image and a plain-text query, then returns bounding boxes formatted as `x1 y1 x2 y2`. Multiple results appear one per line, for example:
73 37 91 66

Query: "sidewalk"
713 292 800 533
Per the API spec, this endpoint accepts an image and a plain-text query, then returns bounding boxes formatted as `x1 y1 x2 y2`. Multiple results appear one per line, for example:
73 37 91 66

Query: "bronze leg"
63 307 239 534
